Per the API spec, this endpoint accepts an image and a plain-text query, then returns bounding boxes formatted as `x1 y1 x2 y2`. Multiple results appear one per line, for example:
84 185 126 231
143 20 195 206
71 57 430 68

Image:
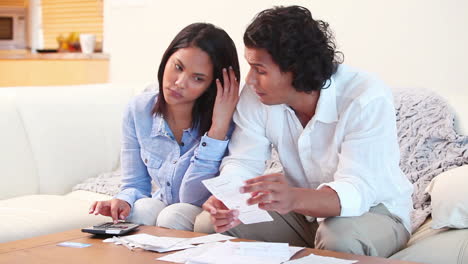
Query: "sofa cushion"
0 190 112 243
390 217 468 264
426 165 468 229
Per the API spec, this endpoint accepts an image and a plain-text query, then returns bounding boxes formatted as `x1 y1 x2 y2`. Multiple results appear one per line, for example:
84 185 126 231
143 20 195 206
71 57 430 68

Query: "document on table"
283 253 358 264
157 242 223 263
202 176 273 224
104 233 235 253
176 233 235 246
186 241 282 264
160 241 305 264
144 243 195 253
123 233 186 249
238 242 290 262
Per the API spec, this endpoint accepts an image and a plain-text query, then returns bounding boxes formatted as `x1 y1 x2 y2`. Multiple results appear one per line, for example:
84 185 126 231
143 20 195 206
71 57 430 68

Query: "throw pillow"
72 168 123 196
426 165 468 229
72 167 160 197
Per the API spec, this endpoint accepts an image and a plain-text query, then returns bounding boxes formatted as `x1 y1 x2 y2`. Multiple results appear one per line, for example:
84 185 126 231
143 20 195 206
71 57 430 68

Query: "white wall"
104 0 468 96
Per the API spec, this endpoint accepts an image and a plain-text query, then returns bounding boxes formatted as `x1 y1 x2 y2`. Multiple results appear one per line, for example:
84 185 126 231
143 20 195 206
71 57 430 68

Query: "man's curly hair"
244 5 343 92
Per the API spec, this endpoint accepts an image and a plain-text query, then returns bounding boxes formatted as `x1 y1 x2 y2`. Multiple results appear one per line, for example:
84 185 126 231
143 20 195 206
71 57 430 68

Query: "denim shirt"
114 91 230 207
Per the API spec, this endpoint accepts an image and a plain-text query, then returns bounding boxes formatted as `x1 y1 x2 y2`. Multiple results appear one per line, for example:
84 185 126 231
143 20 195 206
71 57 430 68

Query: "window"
41 0 103 49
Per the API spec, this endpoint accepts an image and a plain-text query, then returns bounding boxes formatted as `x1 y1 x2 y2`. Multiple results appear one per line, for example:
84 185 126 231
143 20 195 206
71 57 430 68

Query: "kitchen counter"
0 50 109 86
0 52 109 60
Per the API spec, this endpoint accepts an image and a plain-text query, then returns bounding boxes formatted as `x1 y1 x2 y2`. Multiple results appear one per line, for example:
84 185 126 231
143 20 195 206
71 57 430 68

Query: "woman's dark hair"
153 23 240 136
244 5 343 92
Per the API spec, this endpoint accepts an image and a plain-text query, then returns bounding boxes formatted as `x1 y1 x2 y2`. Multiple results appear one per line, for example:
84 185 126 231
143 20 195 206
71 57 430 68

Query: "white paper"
176 233 235 246
123 233 187 249
202 176 273 224
187 241 278 264
289 246 305 258
238 242 290 261
284 253 358 264
106 233 235 253
161 241 304 264
157 242 223 263
143 243 195 253
102 238 115 243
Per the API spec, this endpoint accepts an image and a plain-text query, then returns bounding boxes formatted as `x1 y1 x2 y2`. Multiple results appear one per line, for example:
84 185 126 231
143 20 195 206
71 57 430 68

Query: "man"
196 5 413 257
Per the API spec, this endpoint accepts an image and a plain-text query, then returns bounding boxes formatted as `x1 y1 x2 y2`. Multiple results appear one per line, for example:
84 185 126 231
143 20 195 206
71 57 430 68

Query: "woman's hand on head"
208 66 239 140
89 198 131 224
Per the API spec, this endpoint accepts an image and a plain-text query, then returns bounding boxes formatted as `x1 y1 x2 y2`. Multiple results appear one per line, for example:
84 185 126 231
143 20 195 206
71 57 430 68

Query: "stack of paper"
157 242 224 263
159 240 358 264
104 233 235 253
159 241 304 264
283 253 358 264
176 233 236 246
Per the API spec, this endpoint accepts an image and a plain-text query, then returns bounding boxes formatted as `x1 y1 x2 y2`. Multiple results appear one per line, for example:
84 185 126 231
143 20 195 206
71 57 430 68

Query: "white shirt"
220 64 413 232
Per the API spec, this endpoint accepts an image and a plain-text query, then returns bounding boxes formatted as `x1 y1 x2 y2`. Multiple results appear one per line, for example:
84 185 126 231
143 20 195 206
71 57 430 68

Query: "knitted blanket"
394 89 468 231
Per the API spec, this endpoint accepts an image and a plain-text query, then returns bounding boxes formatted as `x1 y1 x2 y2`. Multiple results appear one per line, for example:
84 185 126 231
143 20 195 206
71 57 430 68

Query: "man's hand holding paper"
202 175 273 233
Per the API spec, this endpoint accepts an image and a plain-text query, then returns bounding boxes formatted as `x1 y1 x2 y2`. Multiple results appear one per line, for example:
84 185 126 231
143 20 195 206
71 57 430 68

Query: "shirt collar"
282 77 338 124
150 114 169 138
150 113 199 139
313 77 338 124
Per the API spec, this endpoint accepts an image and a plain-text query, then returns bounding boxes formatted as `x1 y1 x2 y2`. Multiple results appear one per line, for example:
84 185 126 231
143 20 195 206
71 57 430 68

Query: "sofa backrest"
0 84 134 199
0 90 39 199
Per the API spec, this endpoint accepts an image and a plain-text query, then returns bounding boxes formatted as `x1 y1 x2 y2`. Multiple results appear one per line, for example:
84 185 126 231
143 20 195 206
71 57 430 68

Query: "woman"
89 23 240 231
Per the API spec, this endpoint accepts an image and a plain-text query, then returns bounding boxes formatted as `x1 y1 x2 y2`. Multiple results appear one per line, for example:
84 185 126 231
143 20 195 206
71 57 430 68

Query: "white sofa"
0 83 134 243
1 83 468 264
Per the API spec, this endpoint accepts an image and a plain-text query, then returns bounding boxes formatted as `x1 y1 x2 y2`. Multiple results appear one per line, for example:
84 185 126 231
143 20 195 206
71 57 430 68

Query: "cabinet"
0 51 109 86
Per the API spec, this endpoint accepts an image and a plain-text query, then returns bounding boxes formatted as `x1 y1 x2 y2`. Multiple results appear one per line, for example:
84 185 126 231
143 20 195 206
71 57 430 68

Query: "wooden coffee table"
0 226 420 264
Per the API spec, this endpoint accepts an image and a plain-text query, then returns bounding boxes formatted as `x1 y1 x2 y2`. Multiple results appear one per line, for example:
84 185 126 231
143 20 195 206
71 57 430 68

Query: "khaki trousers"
194 204 410 258
127 198 203 231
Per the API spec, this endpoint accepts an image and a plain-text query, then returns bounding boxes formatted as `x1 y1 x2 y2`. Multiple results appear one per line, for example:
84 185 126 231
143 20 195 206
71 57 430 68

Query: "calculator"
81 221 140 235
